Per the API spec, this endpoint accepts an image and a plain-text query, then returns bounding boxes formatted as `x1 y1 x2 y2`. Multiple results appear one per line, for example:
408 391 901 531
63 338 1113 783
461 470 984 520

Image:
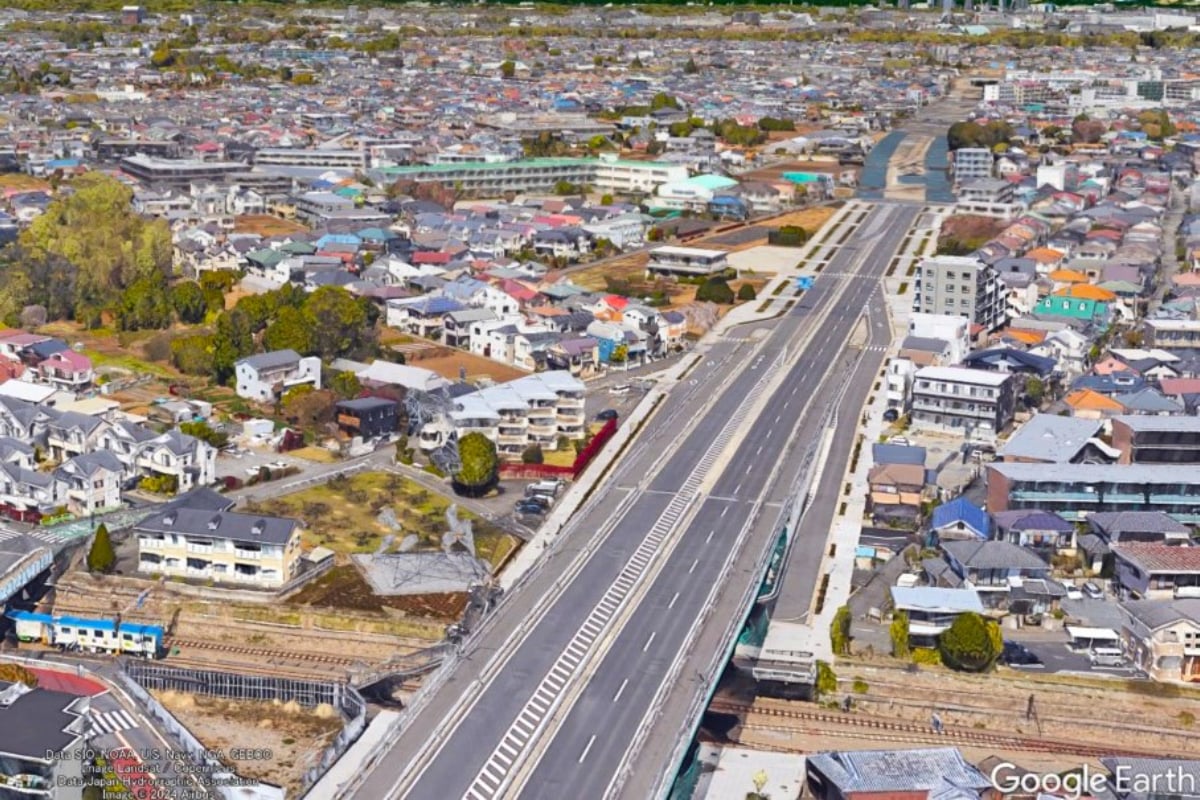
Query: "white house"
234 350 322 403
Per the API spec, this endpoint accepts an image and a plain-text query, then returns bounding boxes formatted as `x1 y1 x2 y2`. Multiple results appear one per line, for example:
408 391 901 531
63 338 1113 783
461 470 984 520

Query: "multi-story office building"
910 366 1016 441
119 155 246 188
0 680 88 800
134 507 302 588
952 148 993 185
443 371 585 460
1112 416 1200 465
987 463 1200 523
914 255 1007 331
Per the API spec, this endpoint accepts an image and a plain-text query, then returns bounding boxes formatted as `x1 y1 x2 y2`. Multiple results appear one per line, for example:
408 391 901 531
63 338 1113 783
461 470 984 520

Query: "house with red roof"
38 350 94 390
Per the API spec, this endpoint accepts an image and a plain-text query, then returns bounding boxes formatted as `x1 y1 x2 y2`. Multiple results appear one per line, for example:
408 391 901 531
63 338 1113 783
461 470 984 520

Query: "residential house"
546 337 599 378
806 748 993 800
931 539 1055 609
997 414 1108 464
134 506 303 589
890 586 985 647
234 350 322 403
991 509 1076 553
46 412 108 462
133 430 217 493
55 450 124 516
443 308 497 349
335 397 398 440
1114 544 1200 600
930 496 990 542
867 462 926 524
36 350 93 391
1121 599 1200 682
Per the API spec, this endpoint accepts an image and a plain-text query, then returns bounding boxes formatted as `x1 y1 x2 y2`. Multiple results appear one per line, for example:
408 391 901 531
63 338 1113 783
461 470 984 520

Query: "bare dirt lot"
234 215 309 238
287 565 469 619
153 690 341 796
403 346 529 384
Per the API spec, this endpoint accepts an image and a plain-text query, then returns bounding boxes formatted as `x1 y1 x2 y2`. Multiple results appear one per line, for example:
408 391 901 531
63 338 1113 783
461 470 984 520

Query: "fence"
122 662 367 798
497 416 620 481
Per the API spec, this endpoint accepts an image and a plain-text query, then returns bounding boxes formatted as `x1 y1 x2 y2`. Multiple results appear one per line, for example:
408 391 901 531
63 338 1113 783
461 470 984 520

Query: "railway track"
164 638 365 668
708 701 1184 760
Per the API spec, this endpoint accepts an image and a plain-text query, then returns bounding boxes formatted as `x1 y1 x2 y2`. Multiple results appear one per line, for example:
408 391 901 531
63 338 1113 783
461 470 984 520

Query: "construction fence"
121 661 367 797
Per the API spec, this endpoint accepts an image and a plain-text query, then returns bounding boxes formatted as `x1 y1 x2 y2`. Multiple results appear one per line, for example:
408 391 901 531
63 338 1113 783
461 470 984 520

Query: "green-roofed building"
245 248 285 270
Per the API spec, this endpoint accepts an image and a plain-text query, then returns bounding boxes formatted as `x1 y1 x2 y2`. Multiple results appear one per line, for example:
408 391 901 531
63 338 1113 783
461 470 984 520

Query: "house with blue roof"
930 496 990 542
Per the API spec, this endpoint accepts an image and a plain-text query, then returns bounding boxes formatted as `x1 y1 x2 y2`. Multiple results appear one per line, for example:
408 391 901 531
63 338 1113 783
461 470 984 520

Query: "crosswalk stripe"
89 709 138 736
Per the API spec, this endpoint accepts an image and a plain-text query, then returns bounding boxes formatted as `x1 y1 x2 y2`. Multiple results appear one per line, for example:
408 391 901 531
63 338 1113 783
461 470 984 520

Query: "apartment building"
910 366 1017 441
134 507 302 588
440 371 585 459
234 350 322 403
119 154 246 188
1112 415 1200 465
253 148 367 170
952 147 994 184
914 255 1007 331
987 463 1200 523
1144 319 1200 349
0 681 88 800
955 178 1019 219
645 246 730 278
376 157 687 197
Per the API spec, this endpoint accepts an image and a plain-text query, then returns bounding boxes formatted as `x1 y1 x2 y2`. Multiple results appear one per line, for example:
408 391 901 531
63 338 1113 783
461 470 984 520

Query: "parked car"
526 480 563 499
515 501 546 516
1066 586 1083 601
1082 581 1104 600
882 408 900 422
595 409 619 422
519 494 552 510
1089 647 1125 667
889 436 910 446
1001 641 1042 667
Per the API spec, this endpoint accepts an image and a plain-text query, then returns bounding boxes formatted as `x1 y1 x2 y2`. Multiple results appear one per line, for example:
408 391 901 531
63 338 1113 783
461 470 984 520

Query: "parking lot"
214 445 304 481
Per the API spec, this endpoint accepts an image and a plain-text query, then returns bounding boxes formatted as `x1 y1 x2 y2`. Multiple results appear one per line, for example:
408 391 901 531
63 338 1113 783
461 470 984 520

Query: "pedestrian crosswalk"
26 529 67 544
864 345 889 353
89 709 139 737
0 528 21 543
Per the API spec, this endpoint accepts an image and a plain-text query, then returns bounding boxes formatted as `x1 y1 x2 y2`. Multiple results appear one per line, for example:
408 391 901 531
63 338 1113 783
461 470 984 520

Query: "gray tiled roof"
807 748 992 795
943 540 1049 571
237 349 302 371
136 508 298 547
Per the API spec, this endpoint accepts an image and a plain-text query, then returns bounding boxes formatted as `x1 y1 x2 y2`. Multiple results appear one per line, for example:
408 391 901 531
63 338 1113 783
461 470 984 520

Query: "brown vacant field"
406 347 529 384
287 564 469 618
234 214 310 237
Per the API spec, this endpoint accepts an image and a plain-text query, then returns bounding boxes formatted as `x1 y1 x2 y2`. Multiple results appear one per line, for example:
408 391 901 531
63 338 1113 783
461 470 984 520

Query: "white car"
1066 586 1083 601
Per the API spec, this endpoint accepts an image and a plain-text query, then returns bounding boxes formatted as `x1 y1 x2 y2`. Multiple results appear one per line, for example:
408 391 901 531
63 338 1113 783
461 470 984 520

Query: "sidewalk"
807 206 937 640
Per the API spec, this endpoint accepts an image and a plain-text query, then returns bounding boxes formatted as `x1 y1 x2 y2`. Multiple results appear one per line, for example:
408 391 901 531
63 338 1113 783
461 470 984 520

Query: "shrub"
851 678 869 694
737 283 758 302
521 444 544 464
912 647 942 665
938 612 1002 672
87 524 115 574
814 660 837 700
696 277 735 304
830 605 851 656
890 610 910 659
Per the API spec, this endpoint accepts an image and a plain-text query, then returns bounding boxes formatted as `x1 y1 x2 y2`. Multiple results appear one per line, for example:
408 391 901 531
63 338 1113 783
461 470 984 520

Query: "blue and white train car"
8 610 54 643
54 616 118 653
117 622 164 658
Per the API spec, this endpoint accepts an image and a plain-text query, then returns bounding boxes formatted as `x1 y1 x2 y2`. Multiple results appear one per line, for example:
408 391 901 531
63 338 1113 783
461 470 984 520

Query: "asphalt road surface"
346 200 922 800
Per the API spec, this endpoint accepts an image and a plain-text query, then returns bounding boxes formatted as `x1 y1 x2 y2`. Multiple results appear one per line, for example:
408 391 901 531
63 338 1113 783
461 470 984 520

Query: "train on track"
5 610 164 658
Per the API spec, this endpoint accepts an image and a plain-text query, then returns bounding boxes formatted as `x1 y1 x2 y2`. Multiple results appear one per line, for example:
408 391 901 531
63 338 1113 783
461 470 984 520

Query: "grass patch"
252 471 518 568
898 282 909 295
852 678 869 694
771 281 787 297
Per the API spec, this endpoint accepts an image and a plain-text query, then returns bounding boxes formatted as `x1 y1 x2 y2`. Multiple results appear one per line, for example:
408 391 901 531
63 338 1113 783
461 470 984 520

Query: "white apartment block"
436 371 586 459
952 148 993 185
910 366 1017 442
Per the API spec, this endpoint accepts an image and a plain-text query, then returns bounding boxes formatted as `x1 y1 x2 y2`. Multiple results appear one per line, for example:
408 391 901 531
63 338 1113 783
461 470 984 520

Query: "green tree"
697 278 735 304
263 305 312 355
600 193 614 206
19 173 171 322
650 92 680 110
303 286 373 360
179 420 228 448
329 370 362 400
611 344 628 363
281 386 335 428
212 308 254 384
814 660 838 701
116 275 172 331
500 59 516 79
170 333 214 376
737 283 757 302
683 56 699 74
454 432 499 497
938 612 1002 672
87 523 115 573
830 605 851 656
521 444 544 464
1025 376 1045 406
890 610 910 659
170 281 208 324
